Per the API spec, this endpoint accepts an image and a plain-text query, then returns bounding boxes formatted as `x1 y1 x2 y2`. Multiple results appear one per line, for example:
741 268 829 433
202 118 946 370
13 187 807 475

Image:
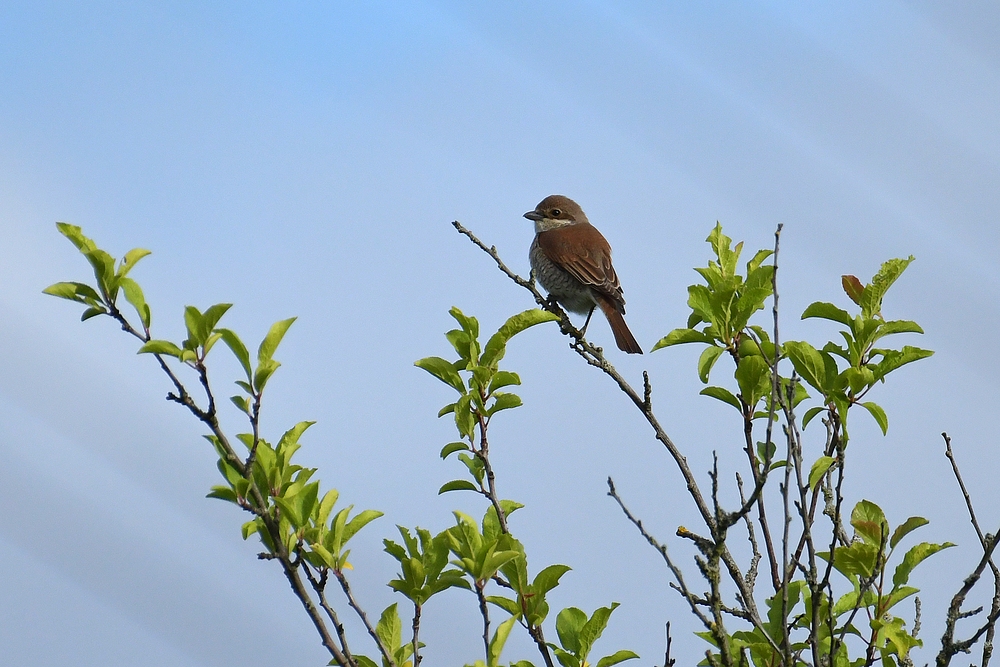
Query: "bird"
524 195 642 354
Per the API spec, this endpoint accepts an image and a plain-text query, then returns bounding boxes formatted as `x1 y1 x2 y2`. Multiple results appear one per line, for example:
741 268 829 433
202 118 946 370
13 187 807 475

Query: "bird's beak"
523 210 543 221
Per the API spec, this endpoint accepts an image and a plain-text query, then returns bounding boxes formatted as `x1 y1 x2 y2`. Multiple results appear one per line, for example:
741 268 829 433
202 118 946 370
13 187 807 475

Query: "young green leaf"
217 328 252 382
43 281 103 306
556 607 588 653
439 479 478 494
480 308 560 368
892 541 955 588
889 517 929 550
119 277 151 328
415 356 466 393
137 339 183 358
488 616 517 667
697 345 724 384
700 386 742 412
801 301 852 327
783 341 828 393
860 401 888 435
258 317 296 363
596 650 640 667
650 328 715 352
808 456 836 490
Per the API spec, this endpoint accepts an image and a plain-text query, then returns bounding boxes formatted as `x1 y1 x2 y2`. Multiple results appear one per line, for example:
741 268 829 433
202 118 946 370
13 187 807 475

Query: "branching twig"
334 569 397 667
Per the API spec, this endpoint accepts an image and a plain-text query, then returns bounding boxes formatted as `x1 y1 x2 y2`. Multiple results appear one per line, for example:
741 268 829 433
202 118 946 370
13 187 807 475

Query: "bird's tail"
597 297 643 354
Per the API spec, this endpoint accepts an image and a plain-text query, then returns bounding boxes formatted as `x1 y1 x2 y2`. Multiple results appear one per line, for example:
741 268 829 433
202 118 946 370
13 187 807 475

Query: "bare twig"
664 621 676 667
335 569 397 667
939 433 1000 667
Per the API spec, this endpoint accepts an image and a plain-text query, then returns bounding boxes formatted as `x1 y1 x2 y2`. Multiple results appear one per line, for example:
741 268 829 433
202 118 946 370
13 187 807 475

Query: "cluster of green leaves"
711 500 953 667
652 225 931 441
414 308 637 667
792 259 933 437
651 223 801 419
416 306 558 494
653 225 945 667
43 222 152 326
208 422 382 570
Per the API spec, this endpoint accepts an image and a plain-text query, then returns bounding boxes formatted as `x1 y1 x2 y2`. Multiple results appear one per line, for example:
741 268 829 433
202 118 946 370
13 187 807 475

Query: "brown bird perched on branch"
524 195 642 354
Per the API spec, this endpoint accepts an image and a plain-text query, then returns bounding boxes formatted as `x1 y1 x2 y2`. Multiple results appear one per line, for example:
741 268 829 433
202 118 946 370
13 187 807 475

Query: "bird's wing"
536 223 625 307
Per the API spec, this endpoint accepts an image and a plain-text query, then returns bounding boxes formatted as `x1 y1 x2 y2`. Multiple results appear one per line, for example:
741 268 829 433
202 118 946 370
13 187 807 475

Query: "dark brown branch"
411 603 422 666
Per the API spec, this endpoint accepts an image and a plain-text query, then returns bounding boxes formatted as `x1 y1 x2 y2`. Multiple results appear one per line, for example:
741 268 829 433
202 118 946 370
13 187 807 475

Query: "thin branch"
303 562 356 665
476 395 508 534
664 621 676 667
528 624 557 667
411 603 422 667
475 582 491 661
335 569 397 667
939 432 1000 667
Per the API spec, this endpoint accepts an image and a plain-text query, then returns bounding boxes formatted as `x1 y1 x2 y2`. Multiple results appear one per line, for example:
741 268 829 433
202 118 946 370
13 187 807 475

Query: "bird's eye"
551 208 562 217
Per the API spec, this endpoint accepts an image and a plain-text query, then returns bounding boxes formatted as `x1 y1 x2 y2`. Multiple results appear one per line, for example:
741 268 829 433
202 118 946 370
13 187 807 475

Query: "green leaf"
553 648 580 667
117 247 152 278
81 306 106 321
253 358 280 393
802 406 825 430
851 500 888 547
802 301 852 327
877 320 924 337
481 308 560 368
375 603 402 654
488 616 517 667
872 346 934 381
488 370 521 394
697 345 725 384
809 456 836 490
860 256 914 318
650 327 715 352
596 651 640 667
579 603 620 660
415 356 466 393
892 541 955 588
43 281 103 305
860 401 888 435
532 564 571 595
735 354 770 406
488 392 522 415
440 442 469 459
556 607 587 653
486 596 520 616
206 486 238 503
439 479 478 494
784 341 827 393
343 509 383 543
119 277 151 329
258 317 296 363
137 339 183 358
55 222 98 253
700 386 741 411
217 328 252 382
83 248 116 298
890 517 929 550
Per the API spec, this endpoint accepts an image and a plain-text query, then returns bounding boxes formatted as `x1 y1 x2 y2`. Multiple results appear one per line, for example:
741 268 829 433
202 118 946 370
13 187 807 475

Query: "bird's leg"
579 306 596 337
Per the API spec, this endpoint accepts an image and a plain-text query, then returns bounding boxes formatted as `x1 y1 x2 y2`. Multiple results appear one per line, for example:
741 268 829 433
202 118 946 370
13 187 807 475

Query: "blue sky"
2 2 999 665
